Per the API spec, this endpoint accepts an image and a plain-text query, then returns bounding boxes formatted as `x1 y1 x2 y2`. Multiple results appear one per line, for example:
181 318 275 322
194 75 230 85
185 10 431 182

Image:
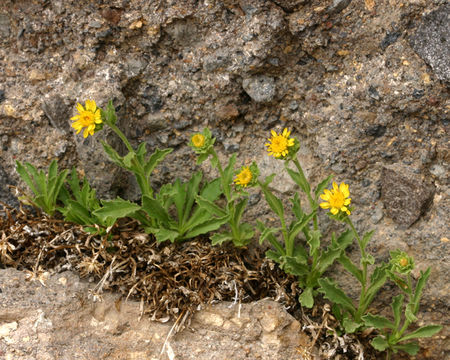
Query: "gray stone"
42 95 71 133
0 164 19 208
242 76 276 103
410 4 450 83
0 13 10 39
381 164 435 227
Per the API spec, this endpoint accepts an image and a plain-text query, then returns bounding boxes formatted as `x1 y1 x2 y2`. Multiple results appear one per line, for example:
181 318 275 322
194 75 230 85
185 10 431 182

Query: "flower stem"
292 158 318 230
347 217 368 322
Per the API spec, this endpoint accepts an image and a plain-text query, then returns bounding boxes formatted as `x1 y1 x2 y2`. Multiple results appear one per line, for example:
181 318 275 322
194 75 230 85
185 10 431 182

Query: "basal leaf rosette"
319 181 352 219
71 100 103 138
265 128 299 160
234 162 259 190
390 250 415 275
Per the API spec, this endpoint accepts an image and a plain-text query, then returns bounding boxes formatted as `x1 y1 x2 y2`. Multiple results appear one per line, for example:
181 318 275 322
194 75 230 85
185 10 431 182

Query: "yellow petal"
320 202 330 209
76 103 85 113
70 115 80 121
271 130 277 137
85 100 96 112
330 207 339 215
332 182 339 192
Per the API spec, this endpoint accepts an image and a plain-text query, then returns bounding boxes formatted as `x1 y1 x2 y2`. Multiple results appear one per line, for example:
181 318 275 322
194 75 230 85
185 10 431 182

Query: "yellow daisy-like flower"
191 133 205 148
234 166 252 187
319 181 351 215
70 100 102 138
265 128 295 158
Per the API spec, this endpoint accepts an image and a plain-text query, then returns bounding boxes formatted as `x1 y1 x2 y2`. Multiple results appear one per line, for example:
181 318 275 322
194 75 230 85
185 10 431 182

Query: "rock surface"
0 268 312 360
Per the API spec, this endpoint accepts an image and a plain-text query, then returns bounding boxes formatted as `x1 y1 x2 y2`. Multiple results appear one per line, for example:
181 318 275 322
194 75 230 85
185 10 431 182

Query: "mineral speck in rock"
381 164 435 227
242 76 276 103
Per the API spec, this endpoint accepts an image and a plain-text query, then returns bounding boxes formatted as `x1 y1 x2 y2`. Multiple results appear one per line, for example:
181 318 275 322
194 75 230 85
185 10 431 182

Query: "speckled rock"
410 3 450 83
0 267 314 360
381 163 435 227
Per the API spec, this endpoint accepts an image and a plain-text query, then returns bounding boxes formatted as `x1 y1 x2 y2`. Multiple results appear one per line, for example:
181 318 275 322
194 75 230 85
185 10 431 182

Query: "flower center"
80 112 95 125
270 135 288 153
237 168 252 185
192 134 205 148
399 258 408 267
329 191 345 209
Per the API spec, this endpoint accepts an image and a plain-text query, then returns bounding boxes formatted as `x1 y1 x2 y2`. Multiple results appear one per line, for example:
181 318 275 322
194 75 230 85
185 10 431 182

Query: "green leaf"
362 313 395 330
361 230 375 250
307 229 321 256
288 211 315 244
101 141 125 168
210 232 233 246
144 148 173 179
317 247 342 274
314 175 333 200
16 161 39 195
184 216 229 239
290 192 303 220
405 304 418 323
413 267 431 314
123 151 136 168
200 177 222 201
94 198 141 222
172 179 186 221
260 178 284 219
223 153 237 191
195 195 227 217
343 318 361 333
333 229 354 250
365 264 388 304
265 249 282 263
141 195 172 224
150 228 180 243
233 198 248 225
257 222 279 245
399 325 442 342
318 278 356 315
391 294 404 329
338 254 363 284
285 167 310 194
105 100 117 125
196 152 210 165
282 256 309 277
299 287 314 308
182 171 203 224
392 342 420 355
237 223 254 242
370 336 389 351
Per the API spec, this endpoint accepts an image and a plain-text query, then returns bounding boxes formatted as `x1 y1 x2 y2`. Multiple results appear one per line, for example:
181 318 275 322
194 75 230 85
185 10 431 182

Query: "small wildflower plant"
362 252 442 358
257 128 353 308
190 128 259 247
15 160 68 216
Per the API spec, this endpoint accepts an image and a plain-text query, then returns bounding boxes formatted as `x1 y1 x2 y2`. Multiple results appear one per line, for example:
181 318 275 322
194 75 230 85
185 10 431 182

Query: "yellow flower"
70 100 102 138
320 181 351 215
191 133 205 148
234 166 252 187
265 128 295 158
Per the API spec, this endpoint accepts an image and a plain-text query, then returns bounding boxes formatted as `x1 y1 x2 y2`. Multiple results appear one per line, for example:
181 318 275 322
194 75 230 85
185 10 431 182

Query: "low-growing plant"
58 168 114 235
15 159 68 216
189 128 259 247
317 203 390 333
140 171 229 243
362 251 442 358
257 128 353 308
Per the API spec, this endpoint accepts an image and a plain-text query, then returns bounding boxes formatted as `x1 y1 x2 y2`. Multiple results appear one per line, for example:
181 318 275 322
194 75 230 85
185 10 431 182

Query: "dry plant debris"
0 203 381 359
